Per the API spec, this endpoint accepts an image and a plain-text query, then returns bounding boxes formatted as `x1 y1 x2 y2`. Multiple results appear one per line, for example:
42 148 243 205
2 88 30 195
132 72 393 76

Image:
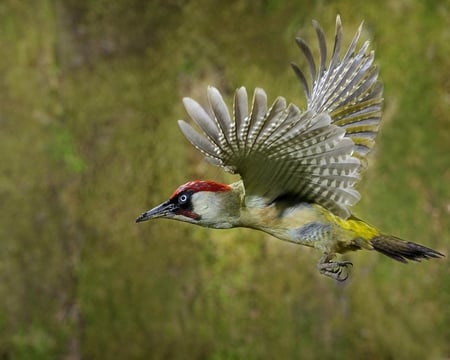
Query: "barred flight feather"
207 87 232 148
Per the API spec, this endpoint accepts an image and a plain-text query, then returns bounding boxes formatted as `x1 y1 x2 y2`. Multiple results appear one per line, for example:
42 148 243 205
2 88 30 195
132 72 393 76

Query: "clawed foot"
317 254 353 281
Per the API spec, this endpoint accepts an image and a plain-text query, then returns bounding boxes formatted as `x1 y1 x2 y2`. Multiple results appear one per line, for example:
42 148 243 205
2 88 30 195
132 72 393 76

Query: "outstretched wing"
178 87 360 217
291 15 383 162
177 16 382 219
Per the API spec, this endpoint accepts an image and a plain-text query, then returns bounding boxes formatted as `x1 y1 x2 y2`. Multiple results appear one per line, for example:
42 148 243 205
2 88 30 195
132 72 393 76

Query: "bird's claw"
317 255 353 281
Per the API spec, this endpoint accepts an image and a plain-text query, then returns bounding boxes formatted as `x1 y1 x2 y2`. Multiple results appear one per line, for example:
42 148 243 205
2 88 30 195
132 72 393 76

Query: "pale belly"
240 202 350 253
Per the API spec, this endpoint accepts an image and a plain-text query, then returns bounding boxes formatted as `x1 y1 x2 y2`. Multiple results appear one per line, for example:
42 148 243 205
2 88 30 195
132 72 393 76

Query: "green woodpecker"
136 16 444 280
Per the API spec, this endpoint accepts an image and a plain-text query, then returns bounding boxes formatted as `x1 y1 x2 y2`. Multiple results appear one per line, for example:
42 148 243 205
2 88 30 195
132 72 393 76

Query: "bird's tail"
370 235 444 263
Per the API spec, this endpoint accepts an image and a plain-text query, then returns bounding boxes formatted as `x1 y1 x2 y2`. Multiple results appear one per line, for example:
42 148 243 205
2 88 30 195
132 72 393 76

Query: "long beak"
135 200 175 223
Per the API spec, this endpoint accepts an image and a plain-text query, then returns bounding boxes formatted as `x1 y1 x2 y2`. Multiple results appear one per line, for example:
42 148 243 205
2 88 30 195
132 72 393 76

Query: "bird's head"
136 180 242 229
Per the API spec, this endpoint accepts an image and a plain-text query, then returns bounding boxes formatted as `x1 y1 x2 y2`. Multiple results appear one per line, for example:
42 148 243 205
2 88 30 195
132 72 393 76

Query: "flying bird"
136 16 444 280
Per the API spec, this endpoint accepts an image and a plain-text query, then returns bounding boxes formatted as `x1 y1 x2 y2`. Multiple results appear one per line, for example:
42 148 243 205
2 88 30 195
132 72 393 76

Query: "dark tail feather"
370 235 444 263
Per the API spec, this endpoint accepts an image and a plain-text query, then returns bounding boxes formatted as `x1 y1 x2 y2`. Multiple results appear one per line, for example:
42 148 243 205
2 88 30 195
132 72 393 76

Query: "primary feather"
178 15 383 219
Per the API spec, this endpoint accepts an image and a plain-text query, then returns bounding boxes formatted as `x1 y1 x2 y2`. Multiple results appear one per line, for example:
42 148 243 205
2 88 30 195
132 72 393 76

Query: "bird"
136 16 444 280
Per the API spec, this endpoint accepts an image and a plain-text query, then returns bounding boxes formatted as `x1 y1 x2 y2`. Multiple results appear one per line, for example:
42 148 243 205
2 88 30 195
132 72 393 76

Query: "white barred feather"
177 16 383 218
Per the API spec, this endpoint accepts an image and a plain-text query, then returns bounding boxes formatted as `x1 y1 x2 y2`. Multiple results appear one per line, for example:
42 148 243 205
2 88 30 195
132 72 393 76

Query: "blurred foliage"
0 0 448 359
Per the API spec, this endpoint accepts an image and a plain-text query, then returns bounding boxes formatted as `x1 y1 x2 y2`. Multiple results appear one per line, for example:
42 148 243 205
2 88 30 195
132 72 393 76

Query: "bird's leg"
317 254 353 281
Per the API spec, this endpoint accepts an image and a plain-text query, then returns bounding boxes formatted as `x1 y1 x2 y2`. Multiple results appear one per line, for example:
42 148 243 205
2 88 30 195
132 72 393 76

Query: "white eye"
179 194 189 204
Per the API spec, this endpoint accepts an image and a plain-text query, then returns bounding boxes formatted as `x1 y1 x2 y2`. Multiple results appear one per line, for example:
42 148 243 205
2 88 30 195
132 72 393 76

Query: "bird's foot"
317 254 352 281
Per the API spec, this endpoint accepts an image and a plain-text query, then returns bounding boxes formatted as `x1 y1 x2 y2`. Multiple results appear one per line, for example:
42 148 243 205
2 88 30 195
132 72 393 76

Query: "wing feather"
313 20 327 77
207 86 232 145
177 120 222 166
247 88 268 151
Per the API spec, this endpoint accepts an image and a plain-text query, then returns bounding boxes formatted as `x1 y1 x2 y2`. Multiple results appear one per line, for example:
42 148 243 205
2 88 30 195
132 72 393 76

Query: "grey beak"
135 200 175 223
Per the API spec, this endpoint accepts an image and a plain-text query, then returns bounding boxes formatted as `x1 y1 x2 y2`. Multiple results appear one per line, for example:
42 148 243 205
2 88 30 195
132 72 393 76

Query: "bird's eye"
178 194 189 205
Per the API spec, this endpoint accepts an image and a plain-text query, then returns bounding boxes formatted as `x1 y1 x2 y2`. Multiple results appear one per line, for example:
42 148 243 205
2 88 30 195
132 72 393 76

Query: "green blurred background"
0 0 448 359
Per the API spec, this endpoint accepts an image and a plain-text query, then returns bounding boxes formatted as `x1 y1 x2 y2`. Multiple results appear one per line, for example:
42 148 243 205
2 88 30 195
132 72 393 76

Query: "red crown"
170 180 231 199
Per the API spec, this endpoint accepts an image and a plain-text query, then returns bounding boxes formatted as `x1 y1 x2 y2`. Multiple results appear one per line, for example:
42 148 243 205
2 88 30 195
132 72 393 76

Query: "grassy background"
0 0 448 359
